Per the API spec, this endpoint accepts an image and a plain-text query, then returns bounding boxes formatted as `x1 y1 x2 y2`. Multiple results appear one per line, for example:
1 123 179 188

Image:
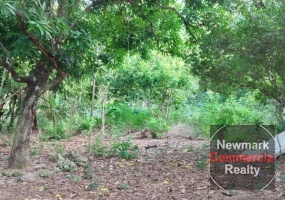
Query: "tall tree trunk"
8 94 18 130
8 70 67 168
90 77 96 117
8 86 39 168
0 68 7 97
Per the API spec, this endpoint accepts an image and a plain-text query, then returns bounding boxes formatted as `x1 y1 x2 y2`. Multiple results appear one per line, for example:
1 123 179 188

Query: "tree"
107 51 195 118
190 0 285 121
0 0 196 168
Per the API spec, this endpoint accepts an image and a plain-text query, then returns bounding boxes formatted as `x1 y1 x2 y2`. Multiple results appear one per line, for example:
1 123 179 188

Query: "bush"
40 122 69 141
79 117 99 132
92 139 138 160
92 138 106 157
107 103 148 127
109 141 138 159
146 117 169 138
105 102 174 138
188 91 277 136
106 103 153 130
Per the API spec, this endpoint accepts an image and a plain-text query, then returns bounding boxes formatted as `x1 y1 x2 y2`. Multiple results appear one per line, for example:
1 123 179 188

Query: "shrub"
40 122 69 141
92 138 106 157
79 117 99 132
146 117 169 138
109 141 138 159
106 103 153 130
92 139 138 160
188 91 277 136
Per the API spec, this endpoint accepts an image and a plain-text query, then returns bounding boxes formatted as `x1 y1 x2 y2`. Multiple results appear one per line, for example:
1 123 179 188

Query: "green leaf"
38 25 44 36
4 3 16 15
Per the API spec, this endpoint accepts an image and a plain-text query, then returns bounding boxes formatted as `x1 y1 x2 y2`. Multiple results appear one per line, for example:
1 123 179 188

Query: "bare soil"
0 127 284 200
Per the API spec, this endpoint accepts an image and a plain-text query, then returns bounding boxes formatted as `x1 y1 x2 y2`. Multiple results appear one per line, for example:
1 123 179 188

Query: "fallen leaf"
100 187 109 192
164 180 169 184
39 186 44 191
55 194 62 200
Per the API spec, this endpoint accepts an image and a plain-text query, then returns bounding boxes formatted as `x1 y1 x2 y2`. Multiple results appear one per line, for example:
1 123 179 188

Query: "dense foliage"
191 0 285 118
0 0 283 168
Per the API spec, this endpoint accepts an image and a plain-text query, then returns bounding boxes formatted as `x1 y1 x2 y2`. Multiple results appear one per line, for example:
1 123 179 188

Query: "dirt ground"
0 126 285 200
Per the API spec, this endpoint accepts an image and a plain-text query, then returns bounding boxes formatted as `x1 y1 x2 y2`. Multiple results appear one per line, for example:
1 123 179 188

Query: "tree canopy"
0 0 198 168
1 0 284 170
191 0 285 106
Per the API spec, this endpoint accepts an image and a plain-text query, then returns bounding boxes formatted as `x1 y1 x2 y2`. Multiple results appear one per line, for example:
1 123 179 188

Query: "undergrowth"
92 138 138 160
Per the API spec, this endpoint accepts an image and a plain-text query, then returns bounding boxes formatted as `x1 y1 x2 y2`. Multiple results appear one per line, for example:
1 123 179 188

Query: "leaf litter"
0 127 284 199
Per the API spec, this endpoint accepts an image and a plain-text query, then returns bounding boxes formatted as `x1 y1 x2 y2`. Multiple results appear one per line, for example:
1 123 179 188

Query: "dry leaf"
127 162 134 166
100 187 109 192
55 194 63 200
163 180 169 184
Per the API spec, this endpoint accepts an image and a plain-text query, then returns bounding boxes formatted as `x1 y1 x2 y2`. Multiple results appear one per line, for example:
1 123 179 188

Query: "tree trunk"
8 94 18 130
8 69 67 168
0 68 7 97
32 109 38 131
8 86 39 168
90 77 96 117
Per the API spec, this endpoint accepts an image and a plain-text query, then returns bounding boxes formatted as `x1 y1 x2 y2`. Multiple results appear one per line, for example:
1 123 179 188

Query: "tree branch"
17 13 62 75
0 60 31 83
127 0 170 54
69 0 108 28
153 0 198 42
0 42 31 83
0 42 14 67
0 90 20 105
39 72 68 95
